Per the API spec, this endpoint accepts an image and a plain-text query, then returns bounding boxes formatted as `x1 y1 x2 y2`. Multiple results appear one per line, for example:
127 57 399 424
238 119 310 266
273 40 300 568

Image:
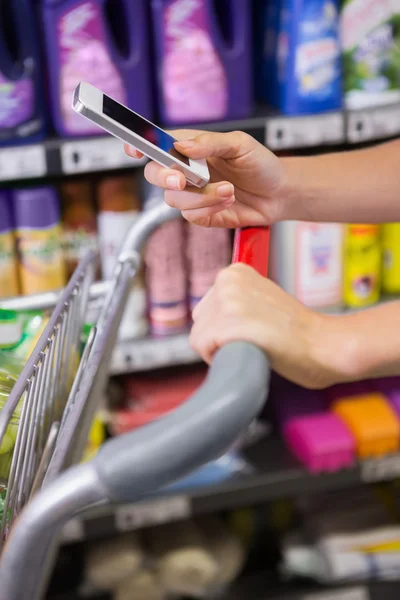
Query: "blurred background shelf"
1 102 400 182
61 437 400 544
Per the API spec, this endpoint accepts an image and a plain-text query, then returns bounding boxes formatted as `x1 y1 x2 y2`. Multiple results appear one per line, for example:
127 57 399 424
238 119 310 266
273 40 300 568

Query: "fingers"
164 181 234 209
144 161 187 191
174 130 253 160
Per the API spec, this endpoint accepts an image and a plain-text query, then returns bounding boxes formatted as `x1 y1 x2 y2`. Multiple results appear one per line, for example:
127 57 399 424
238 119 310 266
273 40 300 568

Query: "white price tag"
301 587 369 600
111 334 199 374
61 518 84 543
361 454 400 483
347 104 400 143
266 112 344 150
61 137 145 174
115 496 190 532
0 145 46 181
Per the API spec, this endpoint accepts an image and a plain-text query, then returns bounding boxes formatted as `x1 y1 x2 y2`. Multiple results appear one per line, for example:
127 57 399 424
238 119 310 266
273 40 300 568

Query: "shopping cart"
0 202 271 600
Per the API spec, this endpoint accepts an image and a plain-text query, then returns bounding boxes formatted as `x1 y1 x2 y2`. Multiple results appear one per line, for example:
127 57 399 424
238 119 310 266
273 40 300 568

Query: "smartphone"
72 82 210 188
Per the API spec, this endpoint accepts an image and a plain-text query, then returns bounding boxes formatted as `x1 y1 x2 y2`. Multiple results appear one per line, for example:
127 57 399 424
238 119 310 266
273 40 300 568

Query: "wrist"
308 313 365 388
279 156 321 222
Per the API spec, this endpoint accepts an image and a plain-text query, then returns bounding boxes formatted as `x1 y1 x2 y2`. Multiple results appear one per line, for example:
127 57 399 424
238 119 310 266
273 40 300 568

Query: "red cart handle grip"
232 226 270 277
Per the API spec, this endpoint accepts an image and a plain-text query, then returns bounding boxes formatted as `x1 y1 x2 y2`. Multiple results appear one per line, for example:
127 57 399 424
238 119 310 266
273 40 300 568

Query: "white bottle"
271 221 344 312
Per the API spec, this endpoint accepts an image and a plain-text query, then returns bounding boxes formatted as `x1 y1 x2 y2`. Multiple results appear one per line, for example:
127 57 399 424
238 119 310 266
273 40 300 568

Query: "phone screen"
103 95 190 166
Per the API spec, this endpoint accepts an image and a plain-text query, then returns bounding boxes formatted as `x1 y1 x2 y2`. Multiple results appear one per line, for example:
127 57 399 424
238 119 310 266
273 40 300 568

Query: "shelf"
220 573 400 600
61 437 400 544
110 332 200 375
1 103 399 183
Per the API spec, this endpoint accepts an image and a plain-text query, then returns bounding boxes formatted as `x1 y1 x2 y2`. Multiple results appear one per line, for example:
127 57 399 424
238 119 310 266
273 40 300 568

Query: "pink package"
283 412 355 473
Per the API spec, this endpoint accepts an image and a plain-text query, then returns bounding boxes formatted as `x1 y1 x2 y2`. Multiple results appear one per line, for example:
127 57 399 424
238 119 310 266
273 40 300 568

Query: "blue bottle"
0 1 46 146
256 0 342 115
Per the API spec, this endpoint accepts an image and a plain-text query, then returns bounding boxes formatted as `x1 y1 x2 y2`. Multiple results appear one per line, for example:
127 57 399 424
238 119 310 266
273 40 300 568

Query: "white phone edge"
72 82 210 188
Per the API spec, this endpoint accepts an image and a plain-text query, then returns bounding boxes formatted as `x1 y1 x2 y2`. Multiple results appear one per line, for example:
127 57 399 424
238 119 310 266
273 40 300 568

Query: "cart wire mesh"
0 251 97 547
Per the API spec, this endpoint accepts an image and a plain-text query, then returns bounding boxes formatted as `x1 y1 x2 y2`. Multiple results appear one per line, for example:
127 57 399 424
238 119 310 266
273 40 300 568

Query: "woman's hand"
125 130 289 228
190 263 360 389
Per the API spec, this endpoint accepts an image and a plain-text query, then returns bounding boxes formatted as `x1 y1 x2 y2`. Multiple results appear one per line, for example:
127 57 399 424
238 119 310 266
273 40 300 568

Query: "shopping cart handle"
93 341 270 503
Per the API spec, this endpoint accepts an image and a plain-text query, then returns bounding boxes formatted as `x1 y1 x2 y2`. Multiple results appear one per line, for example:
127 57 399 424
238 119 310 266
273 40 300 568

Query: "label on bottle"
58 1 127 134
295 223 343 307
382 223 400 294
163 0 228 122
145 220 188 334
16 224 66 295
187 226 230 309
344 224 381 308
0 231 19 298
63 228 98 271
0 73 36 141
97 211 139 280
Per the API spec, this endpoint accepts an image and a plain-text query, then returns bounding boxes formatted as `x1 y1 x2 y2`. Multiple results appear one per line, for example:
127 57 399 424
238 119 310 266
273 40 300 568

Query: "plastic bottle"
341 0 400 110
382 223 400 295
150 0 253 125
143 183 189 336
13 187 66 295
60 180 99 280
97 174 148 340
186 224 231 312
271 221 344 310
343 224 381 308
0 193 19 298
41 0 153 137
0 1 46 145
255 0 342 115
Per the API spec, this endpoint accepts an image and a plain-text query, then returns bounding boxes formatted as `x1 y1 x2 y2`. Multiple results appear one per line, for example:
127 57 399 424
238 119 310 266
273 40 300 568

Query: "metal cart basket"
0 203 270 600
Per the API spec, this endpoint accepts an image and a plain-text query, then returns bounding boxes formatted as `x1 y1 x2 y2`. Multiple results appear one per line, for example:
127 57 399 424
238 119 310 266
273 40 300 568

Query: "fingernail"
166 175 183 190
175 140 196 149
222 196 235 207
217 183 234 198
127 145 137 155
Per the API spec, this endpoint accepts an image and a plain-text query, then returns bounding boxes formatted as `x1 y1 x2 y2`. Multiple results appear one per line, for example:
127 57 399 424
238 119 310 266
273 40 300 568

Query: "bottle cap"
0 310 22 348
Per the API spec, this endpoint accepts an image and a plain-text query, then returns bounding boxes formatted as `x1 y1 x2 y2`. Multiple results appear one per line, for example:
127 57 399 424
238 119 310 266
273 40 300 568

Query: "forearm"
282 139 400 223
318 301 400 385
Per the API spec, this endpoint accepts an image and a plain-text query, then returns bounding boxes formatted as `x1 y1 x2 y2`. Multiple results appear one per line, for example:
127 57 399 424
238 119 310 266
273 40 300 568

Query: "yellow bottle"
13 187 66 295
344 224 381 308
0 193 19 298
382 223 400 295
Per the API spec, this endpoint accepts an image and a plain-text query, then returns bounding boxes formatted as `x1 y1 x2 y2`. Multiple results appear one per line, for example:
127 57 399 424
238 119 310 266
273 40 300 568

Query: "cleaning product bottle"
143 183 189 336
41 0 153 137
97 174 148 340
0 1 46 145
0 192 19 298
256 0 342 115
60 180 99 280
382 223 400 295
150 0 253 125
271 221 344 311
341 0 400 110
343 224 381 308
186 224 231 312
13 187 66 295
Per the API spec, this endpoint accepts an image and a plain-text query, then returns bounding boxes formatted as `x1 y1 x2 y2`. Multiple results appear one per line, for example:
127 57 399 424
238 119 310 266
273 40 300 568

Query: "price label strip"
361 454 400 483
111 334 200 375
266 112 344 150
347 104 400 144
61 137 146 174
301 587 369 600
0 145 46 181
115 496 190 532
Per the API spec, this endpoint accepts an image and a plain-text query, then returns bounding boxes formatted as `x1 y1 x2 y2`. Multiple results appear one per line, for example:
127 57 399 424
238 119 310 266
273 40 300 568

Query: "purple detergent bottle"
0 1 47 146
151 0 253 125
42 0 153 137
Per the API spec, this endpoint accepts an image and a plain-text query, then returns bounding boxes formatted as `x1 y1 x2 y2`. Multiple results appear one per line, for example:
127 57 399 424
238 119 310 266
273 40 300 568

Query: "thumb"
174 131 254 160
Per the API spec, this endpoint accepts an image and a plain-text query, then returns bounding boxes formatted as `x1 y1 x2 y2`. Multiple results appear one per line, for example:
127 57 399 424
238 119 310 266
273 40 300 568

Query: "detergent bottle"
256 0 342 115
150 0 253 125
343 224 381 308
41 0 153 137
0 1 46 145
382 223 400 295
